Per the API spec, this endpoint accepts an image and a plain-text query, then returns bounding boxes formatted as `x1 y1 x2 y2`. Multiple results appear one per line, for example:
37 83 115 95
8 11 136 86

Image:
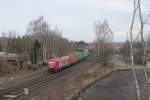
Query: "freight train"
48 50 88 72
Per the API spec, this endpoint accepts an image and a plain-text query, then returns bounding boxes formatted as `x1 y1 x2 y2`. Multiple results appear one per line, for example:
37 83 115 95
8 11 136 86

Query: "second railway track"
0 70 55 100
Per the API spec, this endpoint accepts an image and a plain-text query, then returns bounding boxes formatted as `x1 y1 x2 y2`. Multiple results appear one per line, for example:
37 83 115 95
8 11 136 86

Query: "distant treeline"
0 16 73 64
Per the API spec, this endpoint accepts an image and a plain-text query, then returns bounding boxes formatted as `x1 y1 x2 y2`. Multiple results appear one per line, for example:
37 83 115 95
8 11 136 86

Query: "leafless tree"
93 19 114 65
1 32 8 52
27 16 73 64
129 0 143 100
120 40 131 64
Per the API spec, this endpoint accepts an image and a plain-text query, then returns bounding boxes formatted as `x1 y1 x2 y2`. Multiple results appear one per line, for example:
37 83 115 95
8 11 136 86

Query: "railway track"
0 57 93 100
0 70 55 100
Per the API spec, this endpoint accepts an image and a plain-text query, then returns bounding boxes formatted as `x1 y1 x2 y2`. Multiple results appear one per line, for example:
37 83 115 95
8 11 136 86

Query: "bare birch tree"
94 19 114 65
26 16 73 64
129 0 141 100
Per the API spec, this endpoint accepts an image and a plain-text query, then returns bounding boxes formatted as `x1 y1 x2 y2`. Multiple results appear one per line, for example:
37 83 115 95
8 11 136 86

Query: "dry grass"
0 58 18 77
0 57 31 79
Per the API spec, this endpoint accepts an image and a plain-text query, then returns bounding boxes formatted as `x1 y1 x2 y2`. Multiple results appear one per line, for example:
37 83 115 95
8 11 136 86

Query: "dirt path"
79 70 148 100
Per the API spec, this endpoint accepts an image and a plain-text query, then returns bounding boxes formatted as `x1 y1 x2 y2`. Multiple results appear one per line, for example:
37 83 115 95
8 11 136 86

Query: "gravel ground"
79 70 148 100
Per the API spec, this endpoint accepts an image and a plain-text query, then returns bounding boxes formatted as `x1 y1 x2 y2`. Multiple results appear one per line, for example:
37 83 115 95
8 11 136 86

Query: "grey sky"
0 0 149 42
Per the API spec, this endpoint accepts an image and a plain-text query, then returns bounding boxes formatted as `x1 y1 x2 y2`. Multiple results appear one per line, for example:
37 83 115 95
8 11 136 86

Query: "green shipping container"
76 52 82 60
76 51 86 61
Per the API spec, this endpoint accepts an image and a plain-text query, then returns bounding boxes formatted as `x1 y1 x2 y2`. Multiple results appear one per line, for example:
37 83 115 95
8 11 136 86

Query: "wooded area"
0 16 73 65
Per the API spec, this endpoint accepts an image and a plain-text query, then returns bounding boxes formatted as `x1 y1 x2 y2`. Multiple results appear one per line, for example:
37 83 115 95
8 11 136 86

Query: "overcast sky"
0 0 149 42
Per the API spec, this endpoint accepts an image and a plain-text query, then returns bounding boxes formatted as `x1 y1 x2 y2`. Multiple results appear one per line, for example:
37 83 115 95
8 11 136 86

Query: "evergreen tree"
31 40 41 64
